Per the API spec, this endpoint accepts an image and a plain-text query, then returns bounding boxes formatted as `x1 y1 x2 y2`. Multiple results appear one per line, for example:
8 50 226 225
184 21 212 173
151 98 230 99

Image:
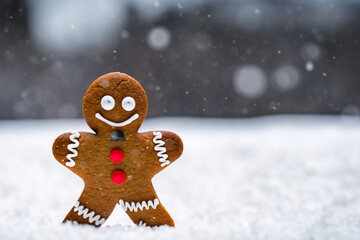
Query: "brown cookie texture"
52 72 183 227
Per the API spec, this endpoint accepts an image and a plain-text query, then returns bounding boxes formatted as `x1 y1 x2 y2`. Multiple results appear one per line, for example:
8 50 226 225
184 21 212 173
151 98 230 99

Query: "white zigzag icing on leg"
119 199 160 212
66 131 80 167
138 220 147 227
152 132 170 167
73 201 105 226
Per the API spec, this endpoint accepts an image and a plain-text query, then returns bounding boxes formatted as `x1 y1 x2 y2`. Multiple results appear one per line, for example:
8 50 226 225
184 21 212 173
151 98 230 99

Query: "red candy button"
111 170 126 184
110 149 124 163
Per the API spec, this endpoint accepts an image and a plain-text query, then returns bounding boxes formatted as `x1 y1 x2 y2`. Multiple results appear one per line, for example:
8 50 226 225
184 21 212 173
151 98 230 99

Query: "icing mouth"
95 113 139 127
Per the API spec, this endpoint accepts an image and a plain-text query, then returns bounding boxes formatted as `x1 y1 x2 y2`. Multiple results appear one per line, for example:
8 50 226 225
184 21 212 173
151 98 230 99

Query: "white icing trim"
153 132 170 167
119 199 159 212
95 113 139 127
122 96 136 112
73 201 106 226
101 95 115 111
138 221 147 227
66 131 80 167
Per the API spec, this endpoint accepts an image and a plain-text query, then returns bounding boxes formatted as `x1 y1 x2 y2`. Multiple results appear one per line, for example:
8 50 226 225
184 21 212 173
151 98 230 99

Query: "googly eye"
122 96 136 111
101 95 115 111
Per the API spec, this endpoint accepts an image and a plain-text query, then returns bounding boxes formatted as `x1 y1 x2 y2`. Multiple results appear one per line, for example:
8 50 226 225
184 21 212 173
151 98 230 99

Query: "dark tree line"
1 0 360 119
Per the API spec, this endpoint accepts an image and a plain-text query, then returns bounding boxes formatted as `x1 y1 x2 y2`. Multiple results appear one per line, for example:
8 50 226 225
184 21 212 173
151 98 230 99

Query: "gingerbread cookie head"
83 72 148 135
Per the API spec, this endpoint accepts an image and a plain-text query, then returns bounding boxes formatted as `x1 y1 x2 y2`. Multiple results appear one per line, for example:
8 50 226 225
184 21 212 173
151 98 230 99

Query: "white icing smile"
95 113 139 127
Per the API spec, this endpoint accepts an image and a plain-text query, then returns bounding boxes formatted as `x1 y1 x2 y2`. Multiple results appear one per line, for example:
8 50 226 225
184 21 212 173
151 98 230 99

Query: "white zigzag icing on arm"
66 131 80 167
152 132 170 167
73 201 105 226
119 199 159 212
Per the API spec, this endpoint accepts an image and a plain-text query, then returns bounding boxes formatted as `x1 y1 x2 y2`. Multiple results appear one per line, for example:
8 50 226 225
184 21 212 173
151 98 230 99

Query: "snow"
233 64 267 99
28 0 127 55
1 116 360 239
147 27 171 51
271 64 300 92
301 43 320 62
305 62 314 72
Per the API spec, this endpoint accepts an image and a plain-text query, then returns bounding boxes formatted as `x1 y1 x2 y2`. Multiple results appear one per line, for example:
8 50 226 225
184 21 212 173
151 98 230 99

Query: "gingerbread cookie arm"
52 131 92 174
143 131 183 170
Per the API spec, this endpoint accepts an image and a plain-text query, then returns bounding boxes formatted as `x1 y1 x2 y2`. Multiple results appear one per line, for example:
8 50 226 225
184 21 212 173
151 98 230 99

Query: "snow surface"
1 116 360 240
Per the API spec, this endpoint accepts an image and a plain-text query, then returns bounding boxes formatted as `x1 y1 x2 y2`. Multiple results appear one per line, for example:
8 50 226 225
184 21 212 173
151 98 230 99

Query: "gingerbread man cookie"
52 72 183 227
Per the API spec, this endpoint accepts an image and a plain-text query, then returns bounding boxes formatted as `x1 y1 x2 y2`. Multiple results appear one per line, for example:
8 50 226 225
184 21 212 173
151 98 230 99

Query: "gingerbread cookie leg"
124 201 174 227
63 186 116 227
119 186 174 227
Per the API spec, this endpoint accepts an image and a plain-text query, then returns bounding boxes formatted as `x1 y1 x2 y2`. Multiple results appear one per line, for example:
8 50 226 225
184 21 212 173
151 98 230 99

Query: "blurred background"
1 0 360 119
